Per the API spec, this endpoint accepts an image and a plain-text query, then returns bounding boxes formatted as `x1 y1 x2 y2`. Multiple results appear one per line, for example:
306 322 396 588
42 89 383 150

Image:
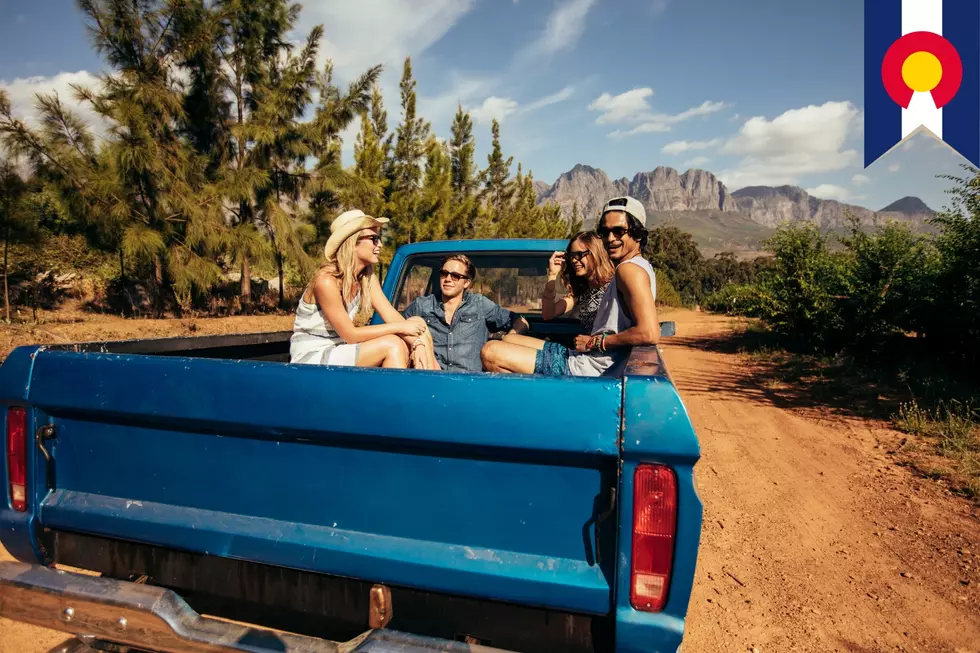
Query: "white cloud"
0 70 106 136
663 101 728 123
608 122 671 137
683 156 711 168
519 0 598 61
420 73 497 119
470 96 519 124
852 173 871 185
902 139 915 151
300 1 476 80
888 163 901 172
464 85 574 129
716 101 862 187
589 87 728 137
651 0 669 16
608 101 728 139
521 86 574 113
662 138 722 155
805 184 858 202
588 88 655 125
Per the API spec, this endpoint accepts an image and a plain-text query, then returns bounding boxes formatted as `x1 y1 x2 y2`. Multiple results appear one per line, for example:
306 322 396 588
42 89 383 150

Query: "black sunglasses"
358 234 381 245
568 250 592 262
596 225 630 239
440 269 470 282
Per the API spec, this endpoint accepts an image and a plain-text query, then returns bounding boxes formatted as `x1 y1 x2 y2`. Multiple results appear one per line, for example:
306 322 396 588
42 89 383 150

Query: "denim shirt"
403 292 518 372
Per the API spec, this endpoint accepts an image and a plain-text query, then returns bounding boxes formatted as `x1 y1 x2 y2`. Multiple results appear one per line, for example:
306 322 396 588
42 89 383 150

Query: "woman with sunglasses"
543 231 615 331
290 209 440 370
500 231 614 352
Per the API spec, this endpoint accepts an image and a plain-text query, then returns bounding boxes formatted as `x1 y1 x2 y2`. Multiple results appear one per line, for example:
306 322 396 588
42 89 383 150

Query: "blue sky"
0 0 972 212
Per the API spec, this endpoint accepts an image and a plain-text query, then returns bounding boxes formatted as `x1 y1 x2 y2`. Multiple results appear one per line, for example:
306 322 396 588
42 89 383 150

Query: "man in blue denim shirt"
402 254 529 373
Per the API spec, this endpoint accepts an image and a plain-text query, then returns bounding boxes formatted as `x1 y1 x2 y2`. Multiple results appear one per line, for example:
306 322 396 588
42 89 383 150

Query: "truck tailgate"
23 350 622 616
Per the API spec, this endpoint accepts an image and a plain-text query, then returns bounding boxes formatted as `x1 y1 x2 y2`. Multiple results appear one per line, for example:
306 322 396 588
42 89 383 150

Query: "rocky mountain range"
535 164 936 252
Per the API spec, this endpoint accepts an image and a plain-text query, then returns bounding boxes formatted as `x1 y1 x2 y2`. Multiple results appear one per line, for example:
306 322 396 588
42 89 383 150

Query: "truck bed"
0 327 700 653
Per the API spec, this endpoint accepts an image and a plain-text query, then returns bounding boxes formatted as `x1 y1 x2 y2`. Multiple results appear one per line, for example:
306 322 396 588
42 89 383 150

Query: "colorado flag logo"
865 0 980 167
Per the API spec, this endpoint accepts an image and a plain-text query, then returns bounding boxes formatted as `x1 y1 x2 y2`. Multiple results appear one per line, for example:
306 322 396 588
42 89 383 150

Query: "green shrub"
655 272 684 308
703 283 766 316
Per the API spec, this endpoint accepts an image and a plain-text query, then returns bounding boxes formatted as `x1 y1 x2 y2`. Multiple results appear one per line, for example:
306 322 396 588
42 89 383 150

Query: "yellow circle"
902 51 943 92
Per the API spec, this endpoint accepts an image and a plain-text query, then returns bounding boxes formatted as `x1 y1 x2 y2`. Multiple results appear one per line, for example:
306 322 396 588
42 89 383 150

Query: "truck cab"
0 239 702 653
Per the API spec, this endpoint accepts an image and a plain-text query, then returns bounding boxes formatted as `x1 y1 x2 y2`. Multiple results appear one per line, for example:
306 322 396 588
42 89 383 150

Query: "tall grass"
892 398 980 498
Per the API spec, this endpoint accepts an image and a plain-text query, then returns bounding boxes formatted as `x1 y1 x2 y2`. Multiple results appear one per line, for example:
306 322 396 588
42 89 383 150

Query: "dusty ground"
1 309 978 653
0 308 294 363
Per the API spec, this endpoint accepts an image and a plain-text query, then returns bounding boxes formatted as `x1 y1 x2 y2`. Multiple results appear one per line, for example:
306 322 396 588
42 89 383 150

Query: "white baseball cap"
600 196 647 226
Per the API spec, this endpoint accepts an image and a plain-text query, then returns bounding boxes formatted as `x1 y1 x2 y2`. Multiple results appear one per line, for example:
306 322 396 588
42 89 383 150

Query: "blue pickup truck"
0 239 703 653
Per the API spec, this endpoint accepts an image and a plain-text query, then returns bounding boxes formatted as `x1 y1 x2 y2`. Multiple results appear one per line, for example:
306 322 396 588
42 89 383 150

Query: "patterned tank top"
575 283 610 333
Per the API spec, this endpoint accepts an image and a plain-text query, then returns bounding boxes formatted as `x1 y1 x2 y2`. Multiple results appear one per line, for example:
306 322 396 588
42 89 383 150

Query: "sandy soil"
1 309 977 652
666 312 978 653
0 309 294 363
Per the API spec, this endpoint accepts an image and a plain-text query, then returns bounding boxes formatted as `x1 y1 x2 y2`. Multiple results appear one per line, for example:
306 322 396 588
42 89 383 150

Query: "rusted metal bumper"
0 561 512 653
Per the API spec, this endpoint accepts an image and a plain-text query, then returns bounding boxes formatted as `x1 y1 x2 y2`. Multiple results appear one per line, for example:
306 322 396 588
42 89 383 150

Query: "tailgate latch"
36 425 56 490
595 486 617 565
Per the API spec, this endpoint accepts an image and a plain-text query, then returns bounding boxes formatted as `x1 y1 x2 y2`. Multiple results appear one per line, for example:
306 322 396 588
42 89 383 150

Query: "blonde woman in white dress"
290 209 439 370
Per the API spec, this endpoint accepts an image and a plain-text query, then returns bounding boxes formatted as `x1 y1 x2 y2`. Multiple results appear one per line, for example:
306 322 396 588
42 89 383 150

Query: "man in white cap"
481 195 659 377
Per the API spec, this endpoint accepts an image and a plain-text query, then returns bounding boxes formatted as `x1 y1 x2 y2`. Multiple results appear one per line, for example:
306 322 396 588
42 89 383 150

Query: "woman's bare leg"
355 335 410 368
481 340 538 374
501 333 548 351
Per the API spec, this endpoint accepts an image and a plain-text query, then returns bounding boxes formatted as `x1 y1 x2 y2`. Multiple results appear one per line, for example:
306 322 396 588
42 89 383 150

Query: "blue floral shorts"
534 340 571 376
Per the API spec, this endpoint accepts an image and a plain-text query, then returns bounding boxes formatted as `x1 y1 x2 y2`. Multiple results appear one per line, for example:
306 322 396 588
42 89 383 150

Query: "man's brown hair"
441 254 476 280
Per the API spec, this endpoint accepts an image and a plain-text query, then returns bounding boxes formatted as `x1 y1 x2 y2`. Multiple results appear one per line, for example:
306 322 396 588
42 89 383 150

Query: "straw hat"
323 209 389 260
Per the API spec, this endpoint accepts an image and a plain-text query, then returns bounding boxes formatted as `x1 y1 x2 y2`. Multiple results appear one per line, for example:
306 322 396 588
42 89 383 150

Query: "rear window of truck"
393 253 572 315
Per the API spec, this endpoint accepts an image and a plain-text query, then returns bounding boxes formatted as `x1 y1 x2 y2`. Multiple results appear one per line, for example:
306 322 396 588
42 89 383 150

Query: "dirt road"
667 311 979 653
1 309 978 652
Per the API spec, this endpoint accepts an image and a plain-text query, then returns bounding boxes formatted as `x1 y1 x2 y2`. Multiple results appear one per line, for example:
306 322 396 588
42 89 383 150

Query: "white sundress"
289 291 361 366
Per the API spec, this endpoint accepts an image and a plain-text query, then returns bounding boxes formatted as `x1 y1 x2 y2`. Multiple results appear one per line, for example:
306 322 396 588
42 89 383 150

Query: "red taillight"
6 406 27 512
630 463 677 612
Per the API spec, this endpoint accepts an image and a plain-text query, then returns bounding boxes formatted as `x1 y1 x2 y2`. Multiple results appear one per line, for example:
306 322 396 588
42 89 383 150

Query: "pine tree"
476 118 514 238
388 57 430 246
369 85 394 189
251 23 322 307
4 1 228 317
538 202 568 238
510 164 538 237
418 135 452 242
447 104 478 238
568 200 584 236
304 60 382 256
176 0 231 177
208 0 302 313
450 105 477 199
352 86 389 220
0 89 129 288
0 159 35 322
